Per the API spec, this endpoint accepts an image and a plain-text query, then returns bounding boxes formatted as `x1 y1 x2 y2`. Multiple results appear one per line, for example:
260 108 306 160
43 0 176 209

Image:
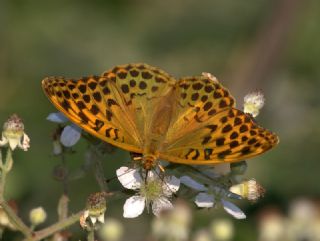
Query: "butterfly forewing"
42 75 145 152
101 64 176 140
42 63 176 153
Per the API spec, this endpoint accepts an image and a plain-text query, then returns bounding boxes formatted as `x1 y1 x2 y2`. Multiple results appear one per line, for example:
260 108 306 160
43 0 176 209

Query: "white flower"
116 166 180 218
243 91 265 117
47 112 82 147
0 114 30 151
180 176 246 219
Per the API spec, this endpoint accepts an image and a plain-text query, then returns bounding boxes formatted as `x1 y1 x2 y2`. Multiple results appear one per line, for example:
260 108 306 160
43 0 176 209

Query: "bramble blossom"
47 112 82 147
180 176 246 219
116 166 180 218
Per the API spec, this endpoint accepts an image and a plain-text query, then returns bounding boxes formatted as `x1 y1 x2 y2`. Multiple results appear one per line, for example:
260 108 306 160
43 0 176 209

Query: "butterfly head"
142 154 158 170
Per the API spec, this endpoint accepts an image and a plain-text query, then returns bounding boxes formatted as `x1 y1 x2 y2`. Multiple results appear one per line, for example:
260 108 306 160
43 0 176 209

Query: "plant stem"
89 145 108 192
87 229 95 241
0 200 32 238
23 210 84 241
0 148 32 238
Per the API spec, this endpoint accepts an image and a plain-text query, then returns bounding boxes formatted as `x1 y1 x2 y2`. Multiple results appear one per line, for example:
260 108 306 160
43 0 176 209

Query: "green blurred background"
0 0 319 240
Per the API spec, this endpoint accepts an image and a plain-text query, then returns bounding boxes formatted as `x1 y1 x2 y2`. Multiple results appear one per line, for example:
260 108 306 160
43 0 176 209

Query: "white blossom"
116 166 180 218
181 175 246 219
47 112 82 147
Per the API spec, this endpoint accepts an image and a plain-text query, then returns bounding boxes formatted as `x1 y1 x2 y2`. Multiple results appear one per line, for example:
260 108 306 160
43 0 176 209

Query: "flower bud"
193 230 211 241
210 219 234 241
229 179 265 202
84 192 107 225
202 72 219 83
29 207 47 226
243 91 265 117
52 140 63 155
1 114 30 151
99 218 123 241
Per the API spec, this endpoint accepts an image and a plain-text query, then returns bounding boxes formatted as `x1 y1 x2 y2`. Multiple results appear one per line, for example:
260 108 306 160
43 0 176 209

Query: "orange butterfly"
42 63 279 170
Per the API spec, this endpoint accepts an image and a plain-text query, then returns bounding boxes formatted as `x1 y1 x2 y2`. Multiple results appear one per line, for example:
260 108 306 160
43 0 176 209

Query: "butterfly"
42 63 279 170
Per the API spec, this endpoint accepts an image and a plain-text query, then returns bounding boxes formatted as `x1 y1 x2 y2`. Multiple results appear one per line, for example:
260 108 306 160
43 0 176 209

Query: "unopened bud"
229 179 265 202
84 192 107 225
99 218 123 241
1 114 30 151
202 72 219 83
52 140 63 155
210 219 234 241
29 207 47 226
243 91 265 117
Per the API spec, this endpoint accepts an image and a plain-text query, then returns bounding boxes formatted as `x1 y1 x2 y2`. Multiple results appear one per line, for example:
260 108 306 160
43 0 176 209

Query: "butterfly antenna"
144 169 149 184
158 163 166 173
105 167 135 183
153 166 178 198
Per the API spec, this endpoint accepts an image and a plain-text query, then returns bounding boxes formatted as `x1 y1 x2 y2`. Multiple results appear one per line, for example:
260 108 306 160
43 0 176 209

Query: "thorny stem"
0 148 11 196
0 200 32 238
0 147 84 241
0 148 32 238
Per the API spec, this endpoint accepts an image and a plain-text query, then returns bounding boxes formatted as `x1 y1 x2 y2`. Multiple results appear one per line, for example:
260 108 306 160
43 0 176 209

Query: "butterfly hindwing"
160 76 278 164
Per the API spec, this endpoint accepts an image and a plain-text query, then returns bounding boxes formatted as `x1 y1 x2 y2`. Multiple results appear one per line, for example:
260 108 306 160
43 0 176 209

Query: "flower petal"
116 167 142 190
20 133 30 151
180 176 207 191
152 197 173 217
0 136 8 147
8 137 19 150
195 193 214 208
97 213 105 223
60 124 82 147
123 195 145 218
163 175 180 195
47 112 69 123
221 199 246 219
